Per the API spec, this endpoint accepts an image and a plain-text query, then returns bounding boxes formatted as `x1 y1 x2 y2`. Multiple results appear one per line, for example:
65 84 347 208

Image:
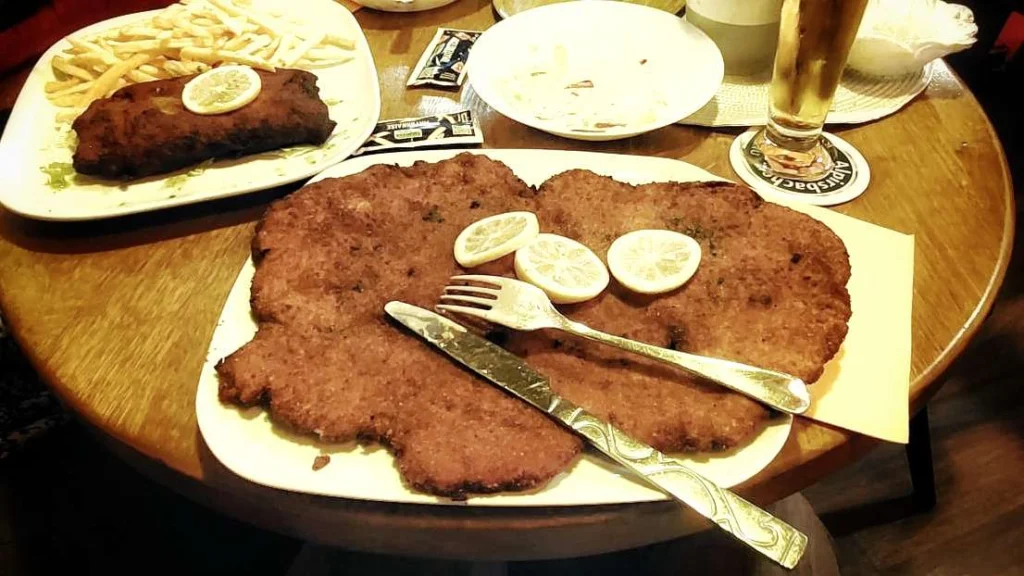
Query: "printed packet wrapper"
407 28 482 89
353 110 484 156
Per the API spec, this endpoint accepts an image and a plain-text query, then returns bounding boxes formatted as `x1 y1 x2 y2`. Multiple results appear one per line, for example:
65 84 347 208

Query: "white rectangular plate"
0 0 380 221
195 149 796 507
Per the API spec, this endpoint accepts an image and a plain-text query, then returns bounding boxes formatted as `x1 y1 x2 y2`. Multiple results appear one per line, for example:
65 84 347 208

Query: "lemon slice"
607 229 702 295
514 233 609 304
182 65 262 115
454 211 540 268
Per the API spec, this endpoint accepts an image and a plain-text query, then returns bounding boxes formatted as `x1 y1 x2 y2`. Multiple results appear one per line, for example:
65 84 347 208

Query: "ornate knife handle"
544 395 808 570
561 320 810 415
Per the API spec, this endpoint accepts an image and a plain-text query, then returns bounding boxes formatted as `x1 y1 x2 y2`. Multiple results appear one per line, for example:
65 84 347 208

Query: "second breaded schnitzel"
215 154 851 497
73 69 335 179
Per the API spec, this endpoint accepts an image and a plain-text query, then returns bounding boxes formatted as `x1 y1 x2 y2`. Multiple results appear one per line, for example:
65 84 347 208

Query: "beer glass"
744 0 869 181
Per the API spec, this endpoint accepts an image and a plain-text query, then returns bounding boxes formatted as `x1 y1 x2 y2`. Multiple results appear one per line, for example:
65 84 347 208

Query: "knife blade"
384 301 808 570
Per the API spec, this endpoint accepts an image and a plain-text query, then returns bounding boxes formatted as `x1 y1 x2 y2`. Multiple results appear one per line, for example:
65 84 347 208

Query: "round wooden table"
0 0 1014 561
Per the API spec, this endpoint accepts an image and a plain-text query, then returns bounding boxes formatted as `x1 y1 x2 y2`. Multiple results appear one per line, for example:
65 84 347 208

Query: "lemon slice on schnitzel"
607 229 701 295
454 211 540 268
514 233 609 304
182 65 262 115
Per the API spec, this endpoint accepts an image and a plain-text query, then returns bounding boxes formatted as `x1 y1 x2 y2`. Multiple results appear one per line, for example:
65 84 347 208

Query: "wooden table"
0 0 1015 562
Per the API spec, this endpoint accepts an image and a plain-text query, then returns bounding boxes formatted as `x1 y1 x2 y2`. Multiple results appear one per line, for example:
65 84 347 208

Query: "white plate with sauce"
0 0 380 222
467 2 724 141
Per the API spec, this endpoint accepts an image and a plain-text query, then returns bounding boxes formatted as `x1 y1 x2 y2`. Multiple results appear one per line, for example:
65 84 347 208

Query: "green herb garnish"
41 162 75 190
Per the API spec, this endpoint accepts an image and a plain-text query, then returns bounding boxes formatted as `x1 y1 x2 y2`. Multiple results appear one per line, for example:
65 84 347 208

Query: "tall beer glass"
745 0 869 181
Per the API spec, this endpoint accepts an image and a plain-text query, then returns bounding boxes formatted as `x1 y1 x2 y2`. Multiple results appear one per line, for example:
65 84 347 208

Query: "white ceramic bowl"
467 2 724 141
846 0 977 77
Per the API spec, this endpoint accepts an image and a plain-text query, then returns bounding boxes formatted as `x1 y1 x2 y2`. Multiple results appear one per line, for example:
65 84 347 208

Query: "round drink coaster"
730 128 871 207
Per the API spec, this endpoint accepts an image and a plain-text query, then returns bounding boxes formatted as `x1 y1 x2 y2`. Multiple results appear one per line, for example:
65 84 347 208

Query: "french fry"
96 38 118 57
67 38 118 64
46 0 355 111
169 60 210 75
175 15 211 38
323 33 356 51
45 78 80 93
237 34 271 55
153 16 176 29
127 69 159 83
69 53 112 69
282 32 323 67
52 57 94 81
108 38 200 53
231 3 291 38
222 16 246 36
223 34 249 51
296 55 353 69
51 95 83 107
207 0 245 18
257 35 281 60
138 63 164 76
179 47 275 71
162 60 190 76
50 81 93 98
81 53 151 104
270 33 294 64
203 0 246 34
136 25 165 36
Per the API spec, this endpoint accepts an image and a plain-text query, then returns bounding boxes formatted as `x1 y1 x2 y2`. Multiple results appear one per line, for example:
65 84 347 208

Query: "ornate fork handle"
560 320 810 415
538 393 808 570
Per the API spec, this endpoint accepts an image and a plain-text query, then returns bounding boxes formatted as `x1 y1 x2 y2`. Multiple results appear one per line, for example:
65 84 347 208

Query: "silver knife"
384 301 808 570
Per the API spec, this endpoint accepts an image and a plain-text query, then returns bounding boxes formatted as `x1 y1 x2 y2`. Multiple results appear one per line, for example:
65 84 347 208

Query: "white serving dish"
467 2 724 141
195 149 794 507
0 0 381 221
847 0 977 77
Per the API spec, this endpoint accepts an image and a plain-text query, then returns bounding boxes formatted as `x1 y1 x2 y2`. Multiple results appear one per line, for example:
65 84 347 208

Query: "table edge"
907 82 1017 411
0 57 1015 556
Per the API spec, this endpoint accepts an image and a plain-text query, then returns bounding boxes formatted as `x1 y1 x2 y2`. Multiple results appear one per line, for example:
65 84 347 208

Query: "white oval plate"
467 3 724 142
196 149 792 507
0 0 380 222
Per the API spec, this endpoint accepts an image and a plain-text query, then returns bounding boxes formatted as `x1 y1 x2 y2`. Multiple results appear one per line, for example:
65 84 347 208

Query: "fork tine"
443 285 499 298
450 274 511 287
439 294 495 308
436 304 492 320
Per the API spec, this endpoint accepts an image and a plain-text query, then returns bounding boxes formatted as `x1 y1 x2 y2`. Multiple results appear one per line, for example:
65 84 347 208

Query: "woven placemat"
681 61 935 128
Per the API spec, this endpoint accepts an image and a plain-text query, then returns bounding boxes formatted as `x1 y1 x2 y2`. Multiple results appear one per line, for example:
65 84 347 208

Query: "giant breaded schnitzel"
215 154 852 498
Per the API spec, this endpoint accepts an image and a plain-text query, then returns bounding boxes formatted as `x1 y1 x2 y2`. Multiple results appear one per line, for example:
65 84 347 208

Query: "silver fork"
438 275 811 415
